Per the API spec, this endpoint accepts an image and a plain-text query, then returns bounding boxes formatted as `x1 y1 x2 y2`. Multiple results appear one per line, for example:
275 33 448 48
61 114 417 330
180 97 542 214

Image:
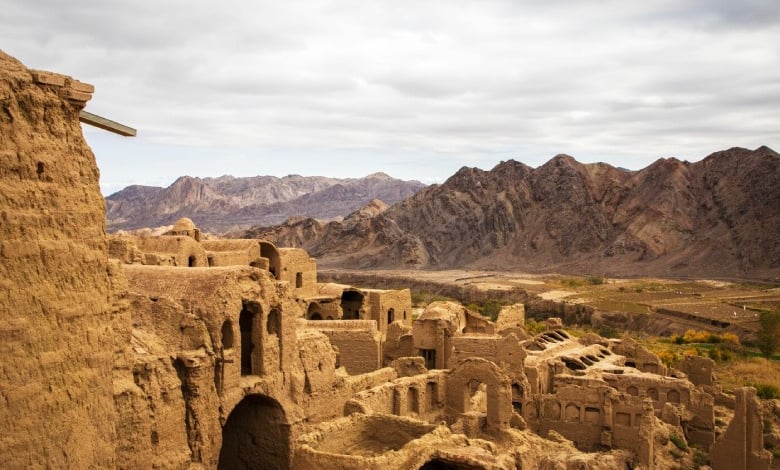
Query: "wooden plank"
78 110 137 137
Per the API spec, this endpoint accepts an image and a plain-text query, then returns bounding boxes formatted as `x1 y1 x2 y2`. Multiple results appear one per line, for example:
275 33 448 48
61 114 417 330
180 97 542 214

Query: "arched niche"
218 394 290 470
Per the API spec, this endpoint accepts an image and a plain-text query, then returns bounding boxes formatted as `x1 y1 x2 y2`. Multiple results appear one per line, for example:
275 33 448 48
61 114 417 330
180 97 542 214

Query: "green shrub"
757 311 780 357
693 449 709 469
598 325 619 339
482 300 502 321
753 383 780 400
524 319 547 335
669 432 688 451
586 276 605 285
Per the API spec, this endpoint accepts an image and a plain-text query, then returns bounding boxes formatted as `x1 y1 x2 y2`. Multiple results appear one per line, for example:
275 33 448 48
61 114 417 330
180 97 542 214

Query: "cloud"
1 0 778 194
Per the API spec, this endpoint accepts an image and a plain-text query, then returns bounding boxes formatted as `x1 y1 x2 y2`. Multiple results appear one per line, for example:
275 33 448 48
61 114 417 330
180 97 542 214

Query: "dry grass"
714 357 780 392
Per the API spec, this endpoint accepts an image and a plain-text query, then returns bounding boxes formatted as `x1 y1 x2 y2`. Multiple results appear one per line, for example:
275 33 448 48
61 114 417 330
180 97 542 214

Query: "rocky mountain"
105 172 425 233
246 146 780 280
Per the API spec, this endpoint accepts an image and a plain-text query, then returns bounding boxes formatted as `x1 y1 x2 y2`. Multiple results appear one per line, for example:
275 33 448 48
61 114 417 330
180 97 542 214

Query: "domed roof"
172 217 196 232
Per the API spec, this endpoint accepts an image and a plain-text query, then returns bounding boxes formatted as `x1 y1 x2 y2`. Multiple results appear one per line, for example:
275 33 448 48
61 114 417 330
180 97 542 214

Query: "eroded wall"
0 52 117 468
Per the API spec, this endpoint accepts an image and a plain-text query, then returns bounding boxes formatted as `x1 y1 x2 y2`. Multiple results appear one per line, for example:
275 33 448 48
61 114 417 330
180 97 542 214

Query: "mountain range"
105 172 426 233
244 146 780 280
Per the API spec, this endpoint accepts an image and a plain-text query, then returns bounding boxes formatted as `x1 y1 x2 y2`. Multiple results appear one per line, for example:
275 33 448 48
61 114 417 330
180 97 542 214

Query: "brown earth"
248 147 780 281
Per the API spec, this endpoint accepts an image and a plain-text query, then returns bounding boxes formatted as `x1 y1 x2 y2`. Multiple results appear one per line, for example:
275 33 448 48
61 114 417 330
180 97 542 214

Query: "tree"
756 311 780 357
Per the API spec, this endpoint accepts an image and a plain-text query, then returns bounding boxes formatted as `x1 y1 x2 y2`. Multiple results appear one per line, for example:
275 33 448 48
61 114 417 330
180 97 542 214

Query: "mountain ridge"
106 173 426 233
245 146 780 280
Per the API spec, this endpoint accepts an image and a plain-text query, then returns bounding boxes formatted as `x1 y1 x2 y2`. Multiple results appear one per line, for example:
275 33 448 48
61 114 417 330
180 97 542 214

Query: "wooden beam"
79 110 137 137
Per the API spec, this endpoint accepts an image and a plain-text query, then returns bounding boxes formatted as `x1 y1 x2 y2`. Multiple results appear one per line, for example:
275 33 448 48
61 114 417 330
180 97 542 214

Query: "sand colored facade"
0 51 775 470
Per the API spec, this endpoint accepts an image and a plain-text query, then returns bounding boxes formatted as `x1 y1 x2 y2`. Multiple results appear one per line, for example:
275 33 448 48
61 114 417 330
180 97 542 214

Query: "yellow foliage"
657 350 678 366
683 330 710 343
720 332 740 345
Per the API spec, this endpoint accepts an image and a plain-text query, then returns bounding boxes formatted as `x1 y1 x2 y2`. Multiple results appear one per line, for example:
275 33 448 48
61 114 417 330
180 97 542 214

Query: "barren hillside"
106 172 425 233
247 146 780 280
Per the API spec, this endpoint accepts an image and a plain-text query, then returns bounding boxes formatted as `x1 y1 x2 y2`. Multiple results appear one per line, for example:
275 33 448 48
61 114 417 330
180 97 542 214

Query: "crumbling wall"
345 371 446 422
711 387 772 470
279 247 318 296
366 288 413 334
201 239 261 267
0 52 118 468
304 320 382 374
448 334 527 372
131 236 208 267
383 321 413 365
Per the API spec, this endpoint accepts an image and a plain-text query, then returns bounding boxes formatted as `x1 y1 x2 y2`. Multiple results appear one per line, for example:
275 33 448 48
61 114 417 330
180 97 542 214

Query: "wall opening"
259 241 281 280
36 161 45 180
239 304 258 375
266 308 283 373
648 388 659 401
221 320 234 349
218 394 290 470
387 308 395 324
407 387 419 414
295 272 303 288
307 303 322 320
467 379 487 413
667 389 680 403
207 255 214 267
627 386 639 396
426 381 438 410
421 349 436 370
267 309 281 336
512 383 523 414
340 290 364 320
565 404 580 422
188 255 196 267
419 458 486 470
584 407 600 424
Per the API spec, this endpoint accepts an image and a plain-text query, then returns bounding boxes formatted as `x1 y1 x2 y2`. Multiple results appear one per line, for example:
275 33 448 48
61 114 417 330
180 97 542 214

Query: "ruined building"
0 51 774 469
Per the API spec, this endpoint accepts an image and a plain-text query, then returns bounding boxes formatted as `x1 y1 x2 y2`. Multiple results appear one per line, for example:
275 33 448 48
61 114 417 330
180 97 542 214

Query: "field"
346 270 780 333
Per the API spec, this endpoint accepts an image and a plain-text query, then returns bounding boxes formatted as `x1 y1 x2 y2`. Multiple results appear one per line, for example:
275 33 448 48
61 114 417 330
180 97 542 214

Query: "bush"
586 276 605 285
693 449 709 469
524 319 547 335
482 300 502 321
598 325 619 338
707 346 733 362
657 350 679 367
669 432 688 451
754 383 780 400
757 311 780 357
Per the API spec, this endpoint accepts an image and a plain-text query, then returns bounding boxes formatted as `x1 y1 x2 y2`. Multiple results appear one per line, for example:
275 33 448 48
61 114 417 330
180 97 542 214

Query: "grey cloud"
0 0 777 190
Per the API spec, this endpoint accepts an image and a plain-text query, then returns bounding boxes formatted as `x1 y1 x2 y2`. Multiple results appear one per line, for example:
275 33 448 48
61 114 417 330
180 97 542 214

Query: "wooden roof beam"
79 110 137 137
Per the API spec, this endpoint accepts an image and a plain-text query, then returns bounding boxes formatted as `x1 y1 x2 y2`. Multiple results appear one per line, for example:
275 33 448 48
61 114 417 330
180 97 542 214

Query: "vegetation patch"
669 432 688 451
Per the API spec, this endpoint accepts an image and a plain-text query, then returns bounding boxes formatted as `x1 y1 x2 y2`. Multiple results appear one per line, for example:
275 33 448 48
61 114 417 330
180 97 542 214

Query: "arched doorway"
307 302 322 320
218 394 290 470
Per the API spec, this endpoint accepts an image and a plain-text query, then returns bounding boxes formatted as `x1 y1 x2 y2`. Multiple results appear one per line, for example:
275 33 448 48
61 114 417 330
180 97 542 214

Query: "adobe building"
0 50 774 470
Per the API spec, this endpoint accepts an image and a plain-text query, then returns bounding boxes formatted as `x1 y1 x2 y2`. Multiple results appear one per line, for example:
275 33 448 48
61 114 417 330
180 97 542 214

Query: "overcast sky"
2 0 778 195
